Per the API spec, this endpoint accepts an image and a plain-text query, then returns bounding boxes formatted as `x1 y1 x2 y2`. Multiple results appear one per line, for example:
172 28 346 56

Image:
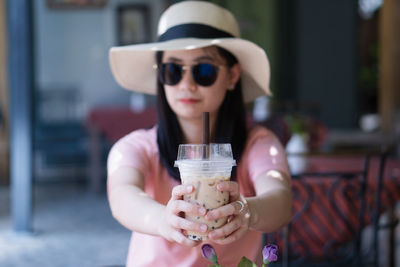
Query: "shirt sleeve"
245 127 290 183
107 129 152 177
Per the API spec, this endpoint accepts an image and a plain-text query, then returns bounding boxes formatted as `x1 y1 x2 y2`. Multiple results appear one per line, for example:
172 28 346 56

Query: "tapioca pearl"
202 203 212 209
185 199 198 205
188 235 201 241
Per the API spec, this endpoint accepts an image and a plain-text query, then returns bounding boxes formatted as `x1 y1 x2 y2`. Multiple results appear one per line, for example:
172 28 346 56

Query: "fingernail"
200 224 208 232
186 185 193 191
217 184 223 190
199 207 206 215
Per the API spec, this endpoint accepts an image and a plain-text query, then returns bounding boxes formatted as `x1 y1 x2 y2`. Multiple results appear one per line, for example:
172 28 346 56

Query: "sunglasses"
156 62 224 87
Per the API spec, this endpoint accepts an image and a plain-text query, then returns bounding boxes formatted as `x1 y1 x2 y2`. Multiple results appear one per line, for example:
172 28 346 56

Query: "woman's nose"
178 68 197 92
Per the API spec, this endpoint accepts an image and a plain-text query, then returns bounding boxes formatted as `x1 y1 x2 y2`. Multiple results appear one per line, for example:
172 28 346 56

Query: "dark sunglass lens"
192 63 218 86
161 63 182 85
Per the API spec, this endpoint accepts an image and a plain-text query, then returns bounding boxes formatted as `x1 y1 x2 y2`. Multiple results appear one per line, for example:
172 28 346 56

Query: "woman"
107 1 292 266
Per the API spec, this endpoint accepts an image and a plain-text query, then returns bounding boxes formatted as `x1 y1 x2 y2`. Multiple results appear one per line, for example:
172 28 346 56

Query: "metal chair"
265 150 399 267
264 153 392 266
371 148 398 267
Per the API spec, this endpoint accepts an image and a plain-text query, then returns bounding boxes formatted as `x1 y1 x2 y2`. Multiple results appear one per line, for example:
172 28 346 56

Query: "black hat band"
158 23 234 42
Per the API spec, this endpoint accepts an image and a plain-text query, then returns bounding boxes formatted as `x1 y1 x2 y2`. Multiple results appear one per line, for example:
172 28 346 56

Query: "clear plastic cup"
174 144 236 241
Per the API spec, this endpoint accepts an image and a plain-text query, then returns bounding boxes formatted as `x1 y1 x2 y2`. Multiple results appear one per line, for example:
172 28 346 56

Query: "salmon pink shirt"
107 125 290 267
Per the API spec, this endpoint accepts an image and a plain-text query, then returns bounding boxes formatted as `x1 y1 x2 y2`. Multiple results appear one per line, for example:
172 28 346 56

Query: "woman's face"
162 47 240 122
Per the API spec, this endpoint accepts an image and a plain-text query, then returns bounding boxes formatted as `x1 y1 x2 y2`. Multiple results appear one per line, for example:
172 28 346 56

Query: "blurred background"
0 0 399 266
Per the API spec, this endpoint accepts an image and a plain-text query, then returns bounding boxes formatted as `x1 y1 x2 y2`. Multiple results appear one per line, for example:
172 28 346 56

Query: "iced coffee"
175 144 235 241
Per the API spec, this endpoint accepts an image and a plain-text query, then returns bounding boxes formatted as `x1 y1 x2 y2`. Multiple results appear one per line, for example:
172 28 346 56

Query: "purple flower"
262 244 278 264
201 244 218 264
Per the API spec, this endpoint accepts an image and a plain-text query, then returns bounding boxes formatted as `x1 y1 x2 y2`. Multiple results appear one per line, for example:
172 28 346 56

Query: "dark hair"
156 47 248 181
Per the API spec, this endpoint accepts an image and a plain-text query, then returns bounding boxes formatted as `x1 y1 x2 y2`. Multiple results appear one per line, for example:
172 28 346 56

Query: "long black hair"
156 47 248 181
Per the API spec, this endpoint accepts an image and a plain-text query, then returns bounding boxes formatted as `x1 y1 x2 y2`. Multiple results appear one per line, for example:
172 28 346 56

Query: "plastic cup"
174 144 236 241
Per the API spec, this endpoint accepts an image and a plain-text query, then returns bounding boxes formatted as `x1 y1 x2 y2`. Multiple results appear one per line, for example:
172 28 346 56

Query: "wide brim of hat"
109 38 271 103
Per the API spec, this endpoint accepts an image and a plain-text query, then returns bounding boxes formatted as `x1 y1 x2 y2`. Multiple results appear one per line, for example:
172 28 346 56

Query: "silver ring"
235 200 245 213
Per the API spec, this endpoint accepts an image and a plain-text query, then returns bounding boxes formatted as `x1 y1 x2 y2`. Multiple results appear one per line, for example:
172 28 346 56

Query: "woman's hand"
158 184 208 247
205 181 251 245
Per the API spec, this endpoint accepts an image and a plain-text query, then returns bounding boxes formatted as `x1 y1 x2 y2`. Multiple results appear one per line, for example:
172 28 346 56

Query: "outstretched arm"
247 170 292 232
107 166 206 247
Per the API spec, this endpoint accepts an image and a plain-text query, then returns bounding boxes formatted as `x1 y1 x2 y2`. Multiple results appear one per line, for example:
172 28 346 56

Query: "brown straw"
202 112 210 144
202 112 210 158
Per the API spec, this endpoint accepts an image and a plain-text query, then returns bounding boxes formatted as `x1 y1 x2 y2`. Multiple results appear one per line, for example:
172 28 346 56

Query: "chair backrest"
266 154 373 266
371 148 398 267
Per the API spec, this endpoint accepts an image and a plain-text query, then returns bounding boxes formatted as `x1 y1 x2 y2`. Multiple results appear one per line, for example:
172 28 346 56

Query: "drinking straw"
202 112 210 158
202 112 210 144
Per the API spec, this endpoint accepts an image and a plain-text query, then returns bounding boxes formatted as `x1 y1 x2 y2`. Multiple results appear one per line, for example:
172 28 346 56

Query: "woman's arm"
246 170 292 232
107 167 163 234
107 166 207 246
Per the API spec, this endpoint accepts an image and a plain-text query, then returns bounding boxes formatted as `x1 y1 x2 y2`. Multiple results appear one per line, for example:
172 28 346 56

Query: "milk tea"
175 144 235 241
181 173 230 241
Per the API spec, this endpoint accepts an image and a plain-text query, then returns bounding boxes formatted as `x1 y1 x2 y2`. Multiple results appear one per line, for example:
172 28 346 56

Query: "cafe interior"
0 0 399 266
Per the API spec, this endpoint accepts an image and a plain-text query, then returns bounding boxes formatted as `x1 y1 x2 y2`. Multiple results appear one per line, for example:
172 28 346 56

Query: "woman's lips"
179 98 200 104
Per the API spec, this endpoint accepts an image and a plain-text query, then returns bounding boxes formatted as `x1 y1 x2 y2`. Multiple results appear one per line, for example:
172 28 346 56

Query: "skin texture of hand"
205 181 251 245
158 184 208 247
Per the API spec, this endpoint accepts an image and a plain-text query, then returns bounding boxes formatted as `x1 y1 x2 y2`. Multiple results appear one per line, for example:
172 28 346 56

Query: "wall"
34 0 165 120
212 0 359 129
211 0 278 94
296 0 358 129
222 0 277 88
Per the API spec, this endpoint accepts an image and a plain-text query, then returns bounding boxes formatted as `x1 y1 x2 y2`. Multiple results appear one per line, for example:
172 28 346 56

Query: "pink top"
107 126 290 267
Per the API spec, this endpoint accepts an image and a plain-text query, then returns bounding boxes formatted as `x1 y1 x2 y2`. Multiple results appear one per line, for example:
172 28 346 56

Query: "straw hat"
109 1 271 103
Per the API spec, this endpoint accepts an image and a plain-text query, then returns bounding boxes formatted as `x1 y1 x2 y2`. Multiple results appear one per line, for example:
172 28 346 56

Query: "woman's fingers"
205 181 241 221
164 184 209 246
159 208 201 247
168 199 207 216
167 183 247 246
169 215 208 234
206 191 250 245
217 181 240 200
171 184 194 200
205 201 242 221
169 184 206 216
171 229 199 247
210 226 248 245
208 216 242 240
